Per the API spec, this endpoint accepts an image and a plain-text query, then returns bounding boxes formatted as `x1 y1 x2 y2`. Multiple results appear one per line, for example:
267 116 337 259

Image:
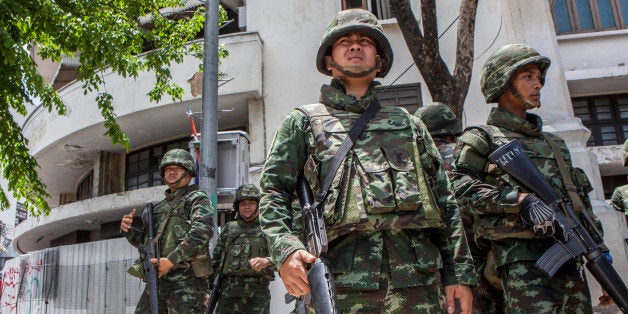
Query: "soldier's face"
327 33 379 79
507 64 543 107
238 199 259 222
163 165 191 188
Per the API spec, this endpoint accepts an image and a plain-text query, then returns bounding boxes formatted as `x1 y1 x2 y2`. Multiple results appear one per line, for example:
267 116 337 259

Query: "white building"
1 0 626 313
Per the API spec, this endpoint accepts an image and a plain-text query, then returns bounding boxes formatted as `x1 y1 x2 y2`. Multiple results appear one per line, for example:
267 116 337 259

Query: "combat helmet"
480 43 551 103
316 9 394 78
159 149 197 178
233 184 260 210
415 102 462 137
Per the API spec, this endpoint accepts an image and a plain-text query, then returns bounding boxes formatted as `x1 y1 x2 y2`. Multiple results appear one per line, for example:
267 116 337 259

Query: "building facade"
1 0 626 312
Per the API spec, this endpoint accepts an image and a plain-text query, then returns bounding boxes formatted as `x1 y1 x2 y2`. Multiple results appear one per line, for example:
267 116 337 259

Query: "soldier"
120 148 214 313
416 103 504 314
610 139 628 223
259 9 476 313
211 184 275 314
451 43 603 313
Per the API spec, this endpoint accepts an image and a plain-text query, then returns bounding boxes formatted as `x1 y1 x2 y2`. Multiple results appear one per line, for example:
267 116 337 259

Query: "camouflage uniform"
452 44 598 313
260 75 476 312
417 103 504 314
212 184 274 314
611 139 628 222
123 149 214 313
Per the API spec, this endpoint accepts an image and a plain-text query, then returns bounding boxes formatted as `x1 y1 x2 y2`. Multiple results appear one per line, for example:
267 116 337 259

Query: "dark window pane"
594 98 612 120
127 161 138 173
598 0 617 28
138 159 150 171
344 0 366 9
623 125 628 139
600 126 618 145
554 0 574 32
621 0 628 25
576 0 595 30
139 150 149 160
618 97 628 119
572 99 591 121
127 177 137 187
128 154 138 163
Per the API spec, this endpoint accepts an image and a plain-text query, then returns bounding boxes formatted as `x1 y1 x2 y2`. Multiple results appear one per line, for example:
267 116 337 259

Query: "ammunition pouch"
483 251 502 291
190 254 213 278
127 258 146 281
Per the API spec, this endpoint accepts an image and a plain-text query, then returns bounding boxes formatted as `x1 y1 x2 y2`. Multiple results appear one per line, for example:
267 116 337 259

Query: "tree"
389 0 479 118
0 1 227 216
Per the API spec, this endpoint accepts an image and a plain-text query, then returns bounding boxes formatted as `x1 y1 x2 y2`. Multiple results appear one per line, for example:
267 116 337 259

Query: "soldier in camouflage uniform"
451 44 602 313
212 184 275 314
259 9 476 313
416 103 504 314
121 148 213 313
611 139 628 222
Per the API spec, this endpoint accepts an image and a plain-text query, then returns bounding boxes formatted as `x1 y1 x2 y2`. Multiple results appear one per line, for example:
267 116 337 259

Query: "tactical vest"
298 103 444 237
221 222 273 280
458 125 592 240
127 187 213 281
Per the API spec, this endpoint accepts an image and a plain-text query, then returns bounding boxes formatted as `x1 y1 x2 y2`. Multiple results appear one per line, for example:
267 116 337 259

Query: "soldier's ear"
325 56 332 71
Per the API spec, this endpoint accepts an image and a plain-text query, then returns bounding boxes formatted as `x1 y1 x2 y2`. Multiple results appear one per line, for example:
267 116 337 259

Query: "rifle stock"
488 140 628 312
142 203 159 314
296 173 338 314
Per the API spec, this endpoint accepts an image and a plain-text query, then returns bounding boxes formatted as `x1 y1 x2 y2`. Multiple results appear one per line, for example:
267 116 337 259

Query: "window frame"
125 138 189 191
341 0 394 20
551 0 628 35
572 93 628 146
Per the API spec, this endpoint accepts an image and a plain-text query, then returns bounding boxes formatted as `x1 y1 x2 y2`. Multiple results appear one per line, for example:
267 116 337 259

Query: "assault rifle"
141 203 159 314
488 140 628 312
296 173 338 314
206 259 222 313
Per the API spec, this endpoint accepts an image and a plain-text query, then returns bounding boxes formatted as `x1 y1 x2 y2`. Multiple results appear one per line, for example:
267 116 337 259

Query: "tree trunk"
389 0 478 119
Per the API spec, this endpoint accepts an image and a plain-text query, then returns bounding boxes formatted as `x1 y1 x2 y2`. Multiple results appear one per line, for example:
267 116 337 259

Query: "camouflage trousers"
333 272 446 313
215 275 271 314
135 275 209 313
471 256 504 314
500 260 592 314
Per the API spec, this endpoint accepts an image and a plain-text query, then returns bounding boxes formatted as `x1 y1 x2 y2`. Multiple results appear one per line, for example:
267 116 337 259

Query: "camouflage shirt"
212 217 275 280
123 184 214 280
611 184 628 216
451 107 600 266
260 79 476 289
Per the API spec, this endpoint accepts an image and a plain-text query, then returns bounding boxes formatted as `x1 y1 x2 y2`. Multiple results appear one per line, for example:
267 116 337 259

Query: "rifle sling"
314 100 381 206
541 132 585 212
541 133 604 242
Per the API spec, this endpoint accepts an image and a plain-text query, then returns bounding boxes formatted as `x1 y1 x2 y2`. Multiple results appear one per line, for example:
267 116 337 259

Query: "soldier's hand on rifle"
279 249 316 297
518 194 556 237
150 257 174 277
120 208 136 233
249 257 272 271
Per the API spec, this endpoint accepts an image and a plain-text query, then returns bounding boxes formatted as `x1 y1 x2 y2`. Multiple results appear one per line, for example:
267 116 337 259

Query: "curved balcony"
21 32 262 206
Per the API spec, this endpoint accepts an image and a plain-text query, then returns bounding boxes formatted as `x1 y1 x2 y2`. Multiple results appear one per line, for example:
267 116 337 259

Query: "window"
551 0 628 34
342 0 394 20
572 93 628 146
76 170 93 201
375 83 422 114
125 138 189 191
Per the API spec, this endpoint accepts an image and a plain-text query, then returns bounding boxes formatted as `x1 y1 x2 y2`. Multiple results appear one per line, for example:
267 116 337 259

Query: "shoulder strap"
458 125 496 156
541 132 584 211
314 100 381 205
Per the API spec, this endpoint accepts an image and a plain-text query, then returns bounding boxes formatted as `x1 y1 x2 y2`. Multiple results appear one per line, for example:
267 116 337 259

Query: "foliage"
0 0 227 216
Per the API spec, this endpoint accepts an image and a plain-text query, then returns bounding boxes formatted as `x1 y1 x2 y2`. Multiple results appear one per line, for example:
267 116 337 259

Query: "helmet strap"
509 85 541 110
166 172 189 189
326 55 381 78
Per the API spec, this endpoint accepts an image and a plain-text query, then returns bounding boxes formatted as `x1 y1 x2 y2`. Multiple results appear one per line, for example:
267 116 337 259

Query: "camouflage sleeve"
122 226 144 248
259 110 310 269
611 187 623 212
451 130 521 215
410 116 477 286
212 224 228 270
166 195 214 265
